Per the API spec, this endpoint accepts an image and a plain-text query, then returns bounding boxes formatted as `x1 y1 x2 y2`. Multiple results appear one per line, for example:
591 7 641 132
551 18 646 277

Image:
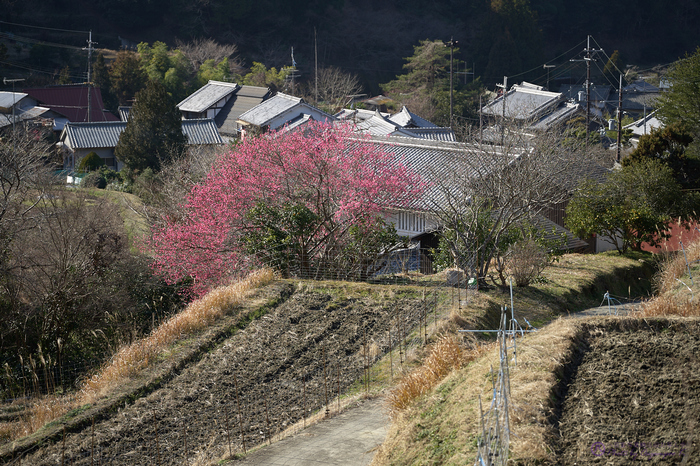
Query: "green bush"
81 171 107 189
77 151 105 172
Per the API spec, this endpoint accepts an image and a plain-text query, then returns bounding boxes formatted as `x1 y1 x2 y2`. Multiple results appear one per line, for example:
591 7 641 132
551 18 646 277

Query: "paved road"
232 397 389 465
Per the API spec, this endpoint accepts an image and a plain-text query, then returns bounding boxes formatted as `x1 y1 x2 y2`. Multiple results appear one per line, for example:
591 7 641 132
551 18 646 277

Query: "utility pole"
543 64 555 90
496 76 508 146
617 73 623 163
570 35 603 151
445 37 458 128
3 77 25 132
83 30 97 122
314 28 318 105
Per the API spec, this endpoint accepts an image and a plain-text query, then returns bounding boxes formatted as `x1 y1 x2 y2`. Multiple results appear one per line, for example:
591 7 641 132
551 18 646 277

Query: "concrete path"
232 397 389 465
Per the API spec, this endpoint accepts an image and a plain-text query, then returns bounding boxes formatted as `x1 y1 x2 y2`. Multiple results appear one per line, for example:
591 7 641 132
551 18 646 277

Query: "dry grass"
640 237 700 317
7 395 76 440
386 335 488 414
79 268 274 402
13 269 275 441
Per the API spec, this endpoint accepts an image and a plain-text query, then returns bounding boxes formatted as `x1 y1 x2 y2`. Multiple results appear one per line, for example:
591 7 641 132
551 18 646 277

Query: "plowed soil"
18 282 426 465
556 322 700 464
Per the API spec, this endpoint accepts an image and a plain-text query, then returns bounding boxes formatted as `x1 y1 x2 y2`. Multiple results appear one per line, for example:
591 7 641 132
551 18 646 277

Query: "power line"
0 19 88 34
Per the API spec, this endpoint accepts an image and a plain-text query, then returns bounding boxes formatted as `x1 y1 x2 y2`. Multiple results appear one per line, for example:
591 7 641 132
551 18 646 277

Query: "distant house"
59 119 223 172
480 82 584 134
0 91 61 131
623 110 663 147
236 92 335 136
618 80 659 118
23 84 119 132
335 106 456 141
177 81 272 139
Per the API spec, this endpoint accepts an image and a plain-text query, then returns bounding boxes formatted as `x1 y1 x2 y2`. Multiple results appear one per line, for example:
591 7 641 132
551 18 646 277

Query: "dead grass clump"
387 336 488 414
11 395 75 439
640 296 699 317
654 240 700 294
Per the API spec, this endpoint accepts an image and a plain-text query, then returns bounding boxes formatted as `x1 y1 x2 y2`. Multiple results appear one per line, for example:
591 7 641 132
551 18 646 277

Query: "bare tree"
306 66 364 114
424 125 591 284
177 38 243 74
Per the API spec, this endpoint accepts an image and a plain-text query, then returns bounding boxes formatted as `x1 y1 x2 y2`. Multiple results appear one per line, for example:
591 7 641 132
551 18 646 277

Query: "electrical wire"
0 19 88 35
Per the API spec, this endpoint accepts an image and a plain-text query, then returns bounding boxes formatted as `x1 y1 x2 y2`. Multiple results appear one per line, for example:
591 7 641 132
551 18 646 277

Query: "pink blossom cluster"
148 122 421 295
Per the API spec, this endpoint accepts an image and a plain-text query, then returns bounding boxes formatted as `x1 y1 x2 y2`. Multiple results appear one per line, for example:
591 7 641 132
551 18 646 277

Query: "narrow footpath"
232 397 388 466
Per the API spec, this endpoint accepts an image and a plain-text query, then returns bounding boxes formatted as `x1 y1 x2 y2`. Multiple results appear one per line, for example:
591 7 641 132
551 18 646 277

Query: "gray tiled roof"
482 83 564 121
61 119 222 149
624 110 663 137
400 127 456 142
182 119 224 144
238 92 303 127
388 106 438 128
62 121 126 149
177 81 239 113
354 136 507 212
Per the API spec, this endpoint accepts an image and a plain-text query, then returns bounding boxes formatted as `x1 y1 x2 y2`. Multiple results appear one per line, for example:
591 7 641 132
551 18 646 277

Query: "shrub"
77 151 105 172
81 171 107 189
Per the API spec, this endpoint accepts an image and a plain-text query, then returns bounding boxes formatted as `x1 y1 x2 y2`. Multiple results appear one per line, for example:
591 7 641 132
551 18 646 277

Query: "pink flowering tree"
148 122 421 294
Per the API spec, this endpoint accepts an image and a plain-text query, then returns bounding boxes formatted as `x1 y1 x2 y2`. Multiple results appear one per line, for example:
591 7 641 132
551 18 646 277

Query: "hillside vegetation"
0 250 654 464
373 246 700 465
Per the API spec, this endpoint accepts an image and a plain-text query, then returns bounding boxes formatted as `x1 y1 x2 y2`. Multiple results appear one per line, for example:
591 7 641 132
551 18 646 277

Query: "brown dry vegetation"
371 252 655 465
5 269 275 442
641 239 700 317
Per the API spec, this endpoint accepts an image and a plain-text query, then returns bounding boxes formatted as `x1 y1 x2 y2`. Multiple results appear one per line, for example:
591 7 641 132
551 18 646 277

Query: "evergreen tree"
114 80 187 172
110 50 147 106
93 53 117 113
381 39 483 126
657 47 700 135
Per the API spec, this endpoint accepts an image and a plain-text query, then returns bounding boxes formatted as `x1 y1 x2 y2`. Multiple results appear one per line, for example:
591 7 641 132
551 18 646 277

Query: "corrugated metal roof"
177 81 239 113
62 121 126 149
238 93 303 127
530 102 582 130
0 105 52 129
23 85 119 122
182 119 224 145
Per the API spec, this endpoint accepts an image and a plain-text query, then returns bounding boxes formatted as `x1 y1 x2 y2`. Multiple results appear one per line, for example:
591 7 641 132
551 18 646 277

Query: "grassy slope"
371 251 655 466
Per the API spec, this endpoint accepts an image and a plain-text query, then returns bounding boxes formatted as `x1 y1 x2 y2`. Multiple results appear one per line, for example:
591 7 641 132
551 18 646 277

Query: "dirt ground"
16 283 426 465
556 323 700 464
